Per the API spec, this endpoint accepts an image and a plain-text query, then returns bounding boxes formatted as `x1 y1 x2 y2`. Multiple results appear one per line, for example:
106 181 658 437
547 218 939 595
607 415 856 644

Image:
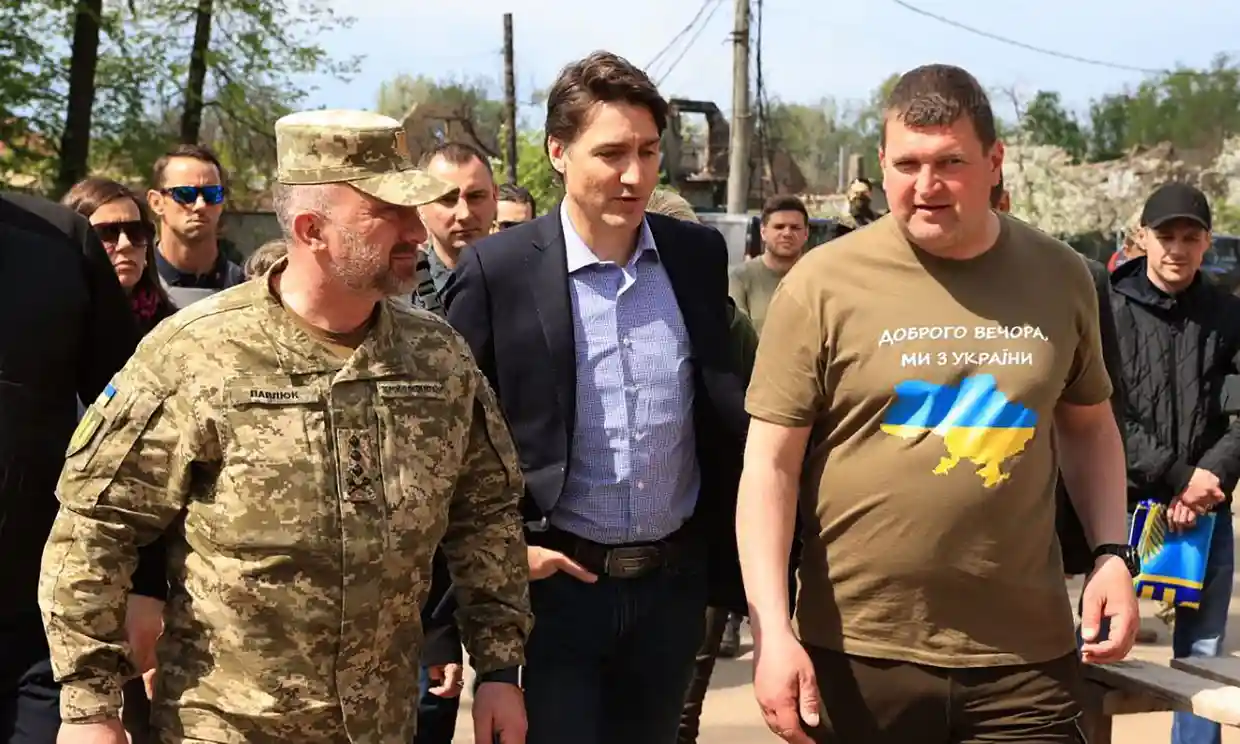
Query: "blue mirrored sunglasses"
162 185 226 206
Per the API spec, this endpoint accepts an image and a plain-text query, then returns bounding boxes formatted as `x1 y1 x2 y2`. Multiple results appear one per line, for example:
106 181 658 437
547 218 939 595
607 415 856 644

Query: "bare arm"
1055 400 1129 549
737 419 812 639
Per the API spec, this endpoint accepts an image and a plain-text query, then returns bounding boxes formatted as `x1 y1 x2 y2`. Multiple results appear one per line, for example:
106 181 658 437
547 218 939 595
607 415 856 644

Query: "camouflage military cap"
275 109 457 207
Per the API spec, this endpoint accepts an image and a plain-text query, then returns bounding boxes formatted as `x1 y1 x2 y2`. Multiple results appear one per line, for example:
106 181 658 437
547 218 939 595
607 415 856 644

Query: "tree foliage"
0 0 357 204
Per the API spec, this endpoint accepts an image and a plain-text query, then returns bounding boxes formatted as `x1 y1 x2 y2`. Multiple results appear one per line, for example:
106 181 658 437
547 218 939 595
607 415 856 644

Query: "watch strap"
476 666 521 686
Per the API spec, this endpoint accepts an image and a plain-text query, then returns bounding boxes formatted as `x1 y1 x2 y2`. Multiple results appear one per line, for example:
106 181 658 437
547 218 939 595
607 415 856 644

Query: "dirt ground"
450 517 1240 743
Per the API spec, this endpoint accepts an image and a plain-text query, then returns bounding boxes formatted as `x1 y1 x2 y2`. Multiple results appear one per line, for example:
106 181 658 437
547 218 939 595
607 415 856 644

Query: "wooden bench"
1080 657 1240 742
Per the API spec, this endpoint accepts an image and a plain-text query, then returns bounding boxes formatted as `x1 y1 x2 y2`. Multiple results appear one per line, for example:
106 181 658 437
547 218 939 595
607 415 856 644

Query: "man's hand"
1080 555 1140 664
1168 498 1200 532
473 681 526 744
426 663 465 698
527 546 597 582
57 720 127 744
125 595 164 679
1178 468 1225 512
752 629 820 744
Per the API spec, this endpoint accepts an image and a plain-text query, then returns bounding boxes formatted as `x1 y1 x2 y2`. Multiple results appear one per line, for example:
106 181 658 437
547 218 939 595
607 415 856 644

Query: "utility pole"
726 0 750 214
502 13 518 184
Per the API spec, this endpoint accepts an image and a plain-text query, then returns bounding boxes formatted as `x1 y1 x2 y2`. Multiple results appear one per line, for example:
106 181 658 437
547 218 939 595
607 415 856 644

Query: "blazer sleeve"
442 245 498 389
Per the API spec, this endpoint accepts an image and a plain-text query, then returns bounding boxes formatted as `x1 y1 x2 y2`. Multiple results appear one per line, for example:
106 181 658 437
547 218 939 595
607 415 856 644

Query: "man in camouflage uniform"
39 109 533 744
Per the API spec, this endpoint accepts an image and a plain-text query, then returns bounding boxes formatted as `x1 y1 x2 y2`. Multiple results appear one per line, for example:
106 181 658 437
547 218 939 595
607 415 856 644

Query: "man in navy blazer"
442 51 748 744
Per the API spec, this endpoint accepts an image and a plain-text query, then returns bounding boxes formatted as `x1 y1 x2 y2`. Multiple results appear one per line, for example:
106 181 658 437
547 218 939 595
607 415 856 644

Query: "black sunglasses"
161 185 226 206
92 220 152 246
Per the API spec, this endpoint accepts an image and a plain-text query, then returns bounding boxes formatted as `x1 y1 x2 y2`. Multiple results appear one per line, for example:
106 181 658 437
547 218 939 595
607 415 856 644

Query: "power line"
646 0 717 73
655 0 724 85
888 0 1167 75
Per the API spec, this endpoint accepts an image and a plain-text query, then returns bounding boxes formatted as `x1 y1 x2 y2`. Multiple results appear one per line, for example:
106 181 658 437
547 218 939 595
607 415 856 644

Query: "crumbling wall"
1004 136 1240 236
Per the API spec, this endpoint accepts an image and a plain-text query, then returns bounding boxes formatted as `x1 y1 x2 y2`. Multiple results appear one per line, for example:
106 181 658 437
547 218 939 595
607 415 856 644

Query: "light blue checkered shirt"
551 205 700 545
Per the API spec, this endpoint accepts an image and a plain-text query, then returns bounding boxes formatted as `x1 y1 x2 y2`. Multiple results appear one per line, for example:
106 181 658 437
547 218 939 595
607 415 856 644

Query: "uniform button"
349 435 361 446
349 450 362 461
350 463 364 476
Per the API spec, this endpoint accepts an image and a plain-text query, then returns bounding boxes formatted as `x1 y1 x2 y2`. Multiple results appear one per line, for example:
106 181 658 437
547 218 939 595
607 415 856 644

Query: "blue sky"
307 0 1238 126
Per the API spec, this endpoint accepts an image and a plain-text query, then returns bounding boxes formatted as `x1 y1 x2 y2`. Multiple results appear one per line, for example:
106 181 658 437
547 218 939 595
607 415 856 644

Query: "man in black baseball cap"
1137 181 1213 293
1111 181 1240 742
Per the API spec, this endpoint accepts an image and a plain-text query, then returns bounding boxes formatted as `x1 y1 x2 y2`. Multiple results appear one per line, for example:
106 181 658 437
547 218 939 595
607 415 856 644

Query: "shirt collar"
560 202 658 274
154 243 233 288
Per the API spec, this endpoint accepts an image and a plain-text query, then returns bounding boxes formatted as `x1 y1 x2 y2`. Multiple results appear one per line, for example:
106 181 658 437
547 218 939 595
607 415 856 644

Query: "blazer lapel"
528 210 577 438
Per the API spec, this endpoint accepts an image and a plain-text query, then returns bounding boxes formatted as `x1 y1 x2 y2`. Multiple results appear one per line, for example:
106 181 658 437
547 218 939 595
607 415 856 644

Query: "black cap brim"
1145 212 1210 230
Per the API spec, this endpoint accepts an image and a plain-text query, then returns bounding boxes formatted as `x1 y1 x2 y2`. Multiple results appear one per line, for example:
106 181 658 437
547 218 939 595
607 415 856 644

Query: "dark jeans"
524 556 708 744
0 658 59 744
804 646 1087 744
414 664 460 744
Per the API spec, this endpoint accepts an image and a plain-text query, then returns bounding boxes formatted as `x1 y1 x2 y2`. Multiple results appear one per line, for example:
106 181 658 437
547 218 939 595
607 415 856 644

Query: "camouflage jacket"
39 276 532 742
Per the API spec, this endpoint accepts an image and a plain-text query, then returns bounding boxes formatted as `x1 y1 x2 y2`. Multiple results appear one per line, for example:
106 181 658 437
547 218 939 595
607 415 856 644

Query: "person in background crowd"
61 177 180 744
496 183 537 230
63 178 177 335
1109 211 1146 273
147 144 245 307
644 188 760 744
1111 182 1240 744
728 195 809 337
409 142 502 744
838 177 883 230
0 191 138 744
444 50 749 744
38 109 531 744
242 238 290 279
739 63 1136 743
416 142 500 294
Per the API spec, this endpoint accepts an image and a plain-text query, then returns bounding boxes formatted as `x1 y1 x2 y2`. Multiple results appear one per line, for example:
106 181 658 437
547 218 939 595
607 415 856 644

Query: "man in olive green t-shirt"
728 194 809 335
737 64 1138 744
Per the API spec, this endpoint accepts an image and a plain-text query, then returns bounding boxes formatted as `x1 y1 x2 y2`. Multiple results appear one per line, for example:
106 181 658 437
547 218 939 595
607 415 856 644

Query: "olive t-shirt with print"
746 214 1112 667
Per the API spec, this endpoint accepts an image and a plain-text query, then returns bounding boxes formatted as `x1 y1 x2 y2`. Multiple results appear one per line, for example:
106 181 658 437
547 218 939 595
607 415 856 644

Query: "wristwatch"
477 666 521 687
1092 543 1140 577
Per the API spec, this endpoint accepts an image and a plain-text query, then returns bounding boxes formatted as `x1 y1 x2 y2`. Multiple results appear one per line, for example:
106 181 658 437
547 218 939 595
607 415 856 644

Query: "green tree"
508 130 561 210
1020 91 1088 162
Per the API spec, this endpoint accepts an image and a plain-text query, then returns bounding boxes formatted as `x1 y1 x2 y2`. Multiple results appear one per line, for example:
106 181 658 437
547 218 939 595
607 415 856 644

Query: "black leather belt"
536 526 695 580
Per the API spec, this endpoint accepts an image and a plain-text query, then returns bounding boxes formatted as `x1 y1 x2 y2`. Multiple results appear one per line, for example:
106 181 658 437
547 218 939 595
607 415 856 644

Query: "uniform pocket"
197 378 330 550
375 381 467 549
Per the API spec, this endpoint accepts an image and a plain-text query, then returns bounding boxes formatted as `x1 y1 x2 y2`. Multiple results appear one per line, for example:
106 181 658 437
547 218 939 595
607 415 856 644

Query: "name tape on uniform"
231 386 323 406
376 381 445 399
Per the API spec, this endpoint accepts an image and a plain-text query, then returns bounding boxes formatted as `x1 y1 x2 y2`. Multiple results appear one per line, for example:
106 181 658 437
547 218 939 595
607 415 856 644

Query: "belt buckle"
604 546 662 579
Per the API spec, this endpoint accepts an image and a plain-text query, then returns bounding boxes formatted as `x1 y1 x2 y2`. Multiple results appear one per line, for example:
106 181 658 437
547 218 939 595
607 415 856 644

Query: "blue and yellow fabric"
1129 499 1216 609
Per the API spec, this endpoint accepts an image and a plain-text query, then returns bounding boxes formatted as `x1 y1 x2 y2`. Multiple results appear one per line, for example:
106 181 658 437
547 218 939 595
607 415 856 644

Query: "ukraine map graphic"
879 374 1037 487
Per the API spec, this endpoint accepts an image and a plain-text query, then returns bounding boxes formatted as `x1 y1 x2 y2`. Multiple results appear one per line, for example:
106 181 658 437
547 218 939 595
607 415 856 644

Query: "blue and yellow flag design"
1130 499 1215 609
880 374 1037 488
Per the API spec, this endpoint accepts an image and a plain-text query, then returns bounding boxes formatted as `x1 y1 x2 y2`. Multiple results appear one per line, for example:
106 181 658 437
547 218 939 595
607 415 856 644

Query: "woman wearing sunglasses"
62 178 176 336
60 176 175 744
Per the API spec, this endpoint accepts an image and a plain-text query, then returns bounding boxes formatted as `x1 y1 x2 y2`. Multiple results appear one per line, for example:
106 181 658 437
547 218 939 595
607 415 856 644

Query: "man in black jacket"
1111 183 1240 744
0 193 139 743
443 52 748 744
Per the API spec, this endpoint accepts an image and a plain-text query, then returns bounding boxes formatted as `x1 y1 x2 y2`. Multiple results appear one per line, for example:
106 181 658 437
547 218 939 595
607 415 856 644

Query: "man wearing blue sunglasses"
146 144 245 308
